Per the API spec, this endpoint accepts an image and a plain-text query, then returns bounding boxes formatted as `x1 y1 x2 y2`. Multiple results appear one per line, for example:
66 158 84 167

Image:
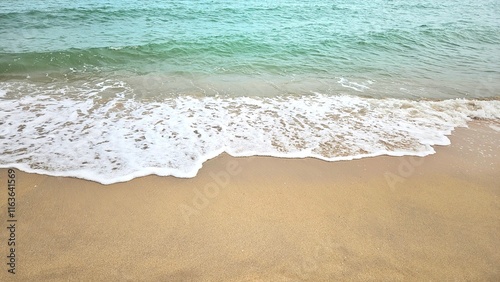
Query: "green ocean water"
1 0 499 97
1 0 499 183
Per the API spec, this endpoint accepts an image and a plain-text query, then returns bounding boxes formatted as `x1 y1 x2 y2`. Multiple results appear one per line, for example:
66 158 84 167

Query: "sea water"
0 0 499 184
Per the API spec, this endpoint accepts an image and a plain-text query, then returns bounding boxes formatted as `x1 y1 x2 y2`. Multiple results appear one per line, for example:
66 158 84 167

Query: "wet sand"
0 121 499 281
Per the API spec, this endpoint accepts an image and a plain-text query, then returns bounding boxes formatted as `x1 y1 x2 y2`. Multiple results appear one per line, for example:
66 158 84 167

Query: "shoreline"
2 93 499 185
0 120 499 280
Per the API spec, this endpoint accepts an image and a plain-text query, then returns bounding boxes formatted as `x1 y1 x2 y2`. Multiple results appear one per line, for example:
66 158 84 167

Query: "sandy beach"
0 120 499 281
2 1 500 281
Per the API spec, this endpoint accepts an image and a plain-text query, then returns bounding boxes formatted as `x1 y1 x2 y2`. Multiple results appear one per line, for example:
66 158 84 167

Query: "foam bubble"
0 82 499 184
337 77 371 92
489 124 500 132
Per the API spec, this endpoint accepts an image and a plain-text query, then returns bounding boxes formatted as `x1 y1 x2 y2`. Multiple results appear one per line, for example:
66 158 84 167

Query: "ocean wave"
2 0 499 81
1 82 499 184
0 39 327 75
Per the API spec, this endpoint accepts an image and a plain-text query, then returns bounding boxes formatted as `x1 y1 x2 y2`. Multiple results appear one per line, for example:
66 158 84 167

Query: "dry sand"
0 121 499 281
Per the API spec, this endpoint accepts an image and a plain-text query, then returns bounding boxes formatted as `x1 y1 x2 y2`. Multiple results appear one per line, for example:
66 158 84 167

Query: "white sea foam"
337 77 371 92
489 124 500 132
0 82 499 184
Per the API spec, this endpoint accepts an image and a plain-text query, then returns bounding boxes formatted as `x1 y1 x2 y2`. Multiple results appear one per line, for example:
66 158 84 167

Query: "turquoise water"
1 0 499 183
1 0 499 96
